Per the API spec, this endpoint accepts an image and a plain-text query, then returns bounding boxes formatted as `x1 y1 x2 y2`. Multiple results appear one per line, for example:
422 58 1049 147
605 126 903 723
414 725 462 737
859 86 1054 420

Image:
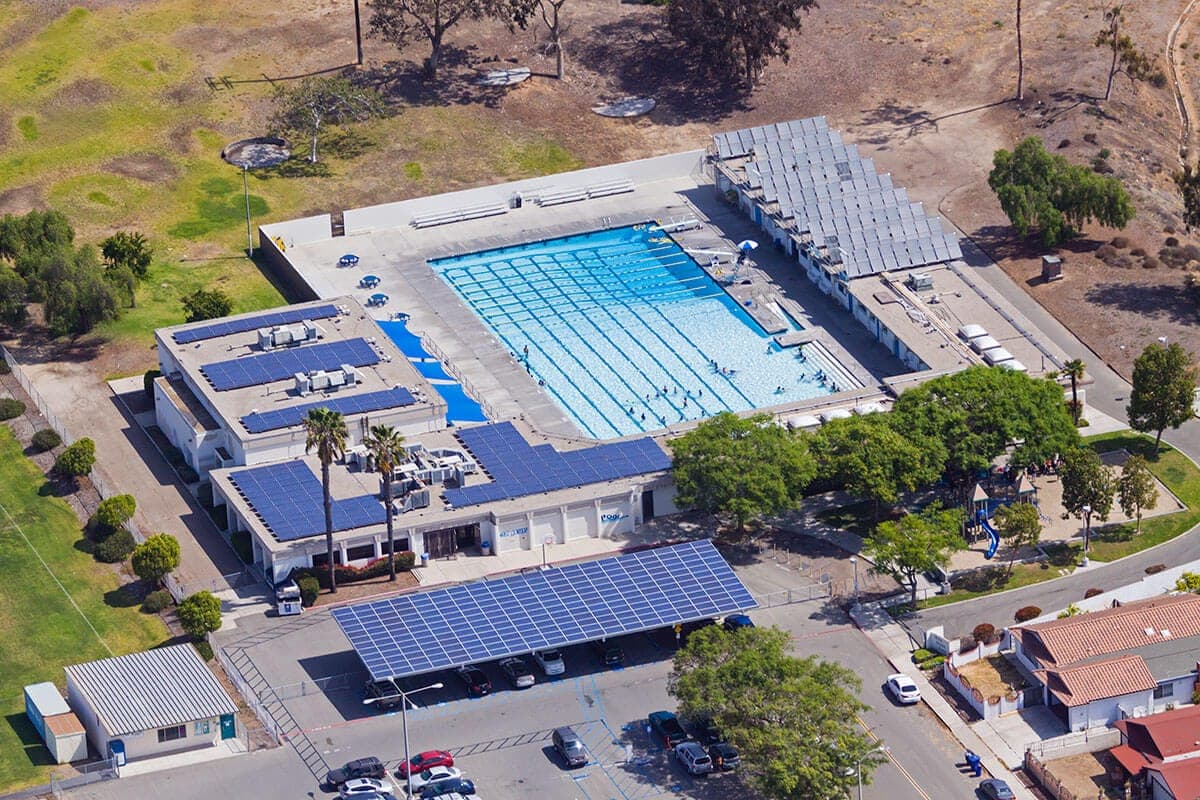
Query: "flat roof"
158 297 443 442
333 539 756 681
65 644 237 736
847 263 1058 374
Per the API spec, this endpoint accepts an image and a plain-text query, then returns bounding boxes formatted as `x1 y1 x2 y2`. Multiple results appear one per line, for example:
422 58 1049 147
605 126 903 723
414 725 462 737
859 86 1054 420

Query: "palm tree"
364 424 406 581
303 408 348 593
1064 359 1086 424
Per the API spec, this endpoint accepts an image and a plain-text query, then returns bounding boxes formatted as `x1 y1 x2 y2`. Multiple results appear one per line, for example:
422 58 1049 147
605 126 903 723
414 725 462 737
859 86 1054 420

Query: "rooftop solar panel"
228 461 385 541
333 539 756 681
172 304 339 345
201 338 380 391
240 386 417 434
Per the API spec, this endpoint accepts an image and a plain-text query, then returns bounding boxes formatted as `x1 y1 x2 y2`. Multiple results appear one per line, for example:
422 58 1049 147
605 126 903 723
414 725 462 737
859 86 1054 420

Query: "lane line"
858 715 933 800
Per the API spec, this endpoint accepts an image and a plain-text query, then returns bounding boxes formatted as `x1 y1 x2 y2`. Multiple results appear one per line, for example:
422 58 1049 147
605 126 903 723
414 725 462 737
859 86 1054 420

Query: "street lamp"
364 679 443 798
853 745 889 800
849 556 860 609
1081 503 1092 565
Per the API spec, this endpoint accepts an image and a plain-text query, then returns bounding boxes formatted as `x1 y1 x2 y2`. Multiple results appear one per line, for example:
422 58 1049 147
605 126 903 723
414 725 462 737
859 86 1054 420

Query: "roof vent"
1144 627 1156 637
1161 629 1171 637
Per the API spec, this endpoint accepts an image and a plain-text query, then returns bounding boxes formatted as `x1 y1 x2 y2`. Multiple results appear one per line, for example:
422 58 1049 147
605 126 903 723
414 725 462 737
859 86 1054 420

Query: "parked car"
408 766 462 791
553 726 588 767
690 716 722 746
327 757 387 787
979 778 1015 800
707 742 740 771
591 639 625 668
419 777 477 799
426 794 479 800
533 649 565 676
364 679 403 710
396 750 455 778
340 777 393 798
675 741 714 775
885 673 921 704
454 665 492 697
648 711 689 749
499 657 536 688
722 614 755 632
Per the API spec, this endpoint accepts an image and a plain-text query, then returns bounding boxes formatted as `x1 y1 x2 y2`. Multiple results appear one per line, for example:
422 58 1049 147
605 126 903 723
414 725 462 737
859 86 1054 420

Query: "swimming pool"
429 224 846 438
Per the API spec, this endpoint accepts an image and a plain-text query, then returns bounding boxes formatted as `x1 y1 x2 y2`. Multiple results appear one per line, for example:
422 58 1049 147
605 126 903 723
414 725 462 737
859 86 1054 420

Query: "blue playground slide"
976 510 1000 559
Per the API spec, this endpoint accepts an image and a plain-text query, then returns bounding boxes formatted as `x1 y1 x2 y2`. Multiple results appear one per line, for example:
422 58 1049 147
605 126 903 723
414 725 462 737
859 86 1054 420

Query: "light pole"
364 679 442 798
1081 503 1092 565
854 745 888 800
850 555 860 609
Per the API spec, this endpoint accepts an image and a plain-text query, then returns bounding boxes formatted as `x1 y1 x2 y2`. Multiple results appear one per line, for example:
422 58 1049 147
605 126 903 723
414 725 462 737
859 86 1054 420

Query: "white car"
533 649 566 676
886 673 921 704
339 777 392 798
675 741 714 775
408 766 463 791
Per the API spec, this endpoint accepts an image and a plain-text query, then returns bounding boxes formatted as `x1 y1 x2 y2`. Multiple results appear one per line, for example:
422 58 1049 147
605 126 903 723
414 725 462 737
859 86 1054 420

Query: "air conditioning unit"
294 372 311 396
907 272 934 291
340 364 357 386
310 371 331 391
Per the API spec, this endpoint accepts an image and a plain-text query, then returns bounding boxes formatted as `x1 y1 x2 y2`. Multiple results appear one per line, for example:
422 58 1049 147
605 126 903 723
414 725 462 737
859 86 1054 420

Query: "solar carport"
332 540 756 682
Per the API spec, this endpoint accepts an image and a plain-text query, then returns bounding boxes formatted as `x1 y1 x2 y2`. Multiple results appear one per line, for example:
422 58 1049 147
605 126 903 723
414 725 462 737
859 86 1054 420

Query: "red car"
396 750 454 778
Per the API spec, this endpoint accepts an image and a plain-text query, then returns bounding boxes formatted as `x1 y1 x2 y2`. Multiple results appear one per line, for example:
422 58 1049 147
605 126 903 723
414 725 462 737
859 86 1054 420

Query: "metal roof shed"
65 644 238 762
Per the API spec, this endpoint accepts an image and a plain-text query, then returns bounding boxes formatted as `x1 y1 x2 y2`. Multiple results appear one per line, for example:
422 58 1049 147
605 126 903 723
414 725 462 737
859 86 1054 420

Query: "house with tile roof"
1109 705 1200 800
1008 594 1200 732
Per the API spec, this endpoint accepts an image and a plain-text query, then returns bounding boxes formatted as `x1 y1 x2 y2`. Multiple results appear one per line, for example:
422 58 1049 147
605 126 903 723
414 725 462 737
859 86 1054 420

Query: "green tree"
1057 602 1084 619
372 0 509 78
807 414 942 519
669 625 882 800
1063 358 1085 424
177 590 222 639
39 246 119 336
891 366 1080 488
100 231 152 280
993 502 1041 576
670 412 815 533
271 76 384 162
181 288 233 323
1117 454 1158 534
96 494 137 531
364 423 406 582
0 266 27 327
54 437 95 478
1095 5 1165 101
987 137 1134 247
0 209 74 279
1059 447 1116 556
666 0 818 85
1174 571 1200 593
1127 342 1198 451
1175 163 1200 233
304 408 348 593
104 263 138 308
864 504 964 606
131 533 181 585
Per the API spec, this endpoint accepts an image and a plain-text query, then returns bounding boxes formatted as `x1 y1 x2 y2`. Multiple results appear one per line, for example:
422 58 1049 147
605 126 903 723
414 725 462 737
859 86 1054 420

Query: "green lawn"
919 542 1080 609
1083 432 1200 562
0 426 168 790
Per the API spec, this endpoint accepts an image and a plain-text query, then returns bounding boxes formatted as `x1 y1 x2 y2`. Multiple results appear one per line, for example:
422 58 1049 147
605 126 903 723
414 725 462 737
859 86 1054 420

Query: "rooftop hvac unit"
273 327 295 346
258 329 274 350
326 369 346 389
340 364 358 386
302 320 319 339
294 372 311 396
309 371 331 391
907 272 933 291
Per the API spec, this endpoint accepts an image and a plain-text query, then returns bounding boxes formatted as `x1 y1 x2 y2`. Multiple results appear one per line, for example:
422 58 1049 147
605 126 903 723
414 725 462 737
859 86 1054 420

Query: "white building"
65 644 238 763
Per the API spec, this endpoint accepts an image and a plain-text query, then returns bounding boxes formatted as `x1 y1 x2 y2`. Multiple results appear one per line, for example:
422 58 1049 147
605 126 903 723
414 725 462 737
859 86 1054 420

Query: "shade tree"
1127 342 1198 451
863 504 965 607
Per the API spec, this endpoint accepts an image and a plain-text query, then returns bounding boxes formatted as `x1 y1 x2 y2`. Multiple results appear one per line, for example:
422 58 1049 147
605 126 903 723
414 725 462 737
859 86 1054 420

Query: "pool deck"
276 172 902 441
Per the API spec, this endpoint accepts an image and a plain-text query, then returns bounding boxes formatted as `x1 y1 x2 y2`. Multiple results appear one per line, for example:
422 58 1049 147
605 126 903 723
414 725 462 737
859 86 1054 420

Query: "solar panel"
240 387 416 433
172 304 339 344
201 338 380 391
333 539 757 681
228 461 385 541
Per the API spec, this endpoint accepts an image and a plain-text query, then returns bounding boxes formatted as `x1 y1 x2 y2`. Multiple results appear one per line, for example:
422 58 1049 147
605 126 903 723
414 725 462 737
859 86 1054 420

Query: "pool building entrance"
430 224 849 438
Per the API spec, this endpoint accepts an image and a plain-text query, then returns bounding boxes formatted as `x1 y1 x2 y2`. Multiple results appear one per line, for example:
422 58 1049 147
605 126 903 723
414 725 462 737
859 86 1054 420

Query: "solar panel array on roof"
713 117 961 276
172 304 339 345
443 422 671 507
201 338 380 391
332 538 756 681
240 386 417 434
228 461 385 541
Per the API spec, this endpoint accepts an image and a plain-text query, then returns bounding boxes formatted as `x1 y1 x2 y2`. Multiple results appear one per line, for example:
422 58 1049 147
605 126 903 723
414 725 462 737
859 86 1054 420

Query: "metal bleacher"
411 202 509 229
535 179 635 207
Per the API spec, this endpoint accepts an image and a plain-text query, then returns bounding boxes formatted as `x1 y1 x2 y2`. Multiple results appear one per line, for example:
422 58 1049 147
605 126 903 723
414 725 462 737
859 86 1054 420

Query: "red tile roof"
1148 758 1200 800
1012 594 1200 669
1114 705 1200 762
1035 654 1158 706
1110 743 1154 774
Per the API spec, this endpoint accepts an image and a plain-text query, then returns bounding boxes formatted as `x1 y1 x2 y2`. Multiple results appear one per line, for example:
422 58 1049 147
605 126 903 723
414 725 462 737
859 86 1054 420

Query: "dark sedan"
326 757 386 787
591 639 625 668
454 665 491 697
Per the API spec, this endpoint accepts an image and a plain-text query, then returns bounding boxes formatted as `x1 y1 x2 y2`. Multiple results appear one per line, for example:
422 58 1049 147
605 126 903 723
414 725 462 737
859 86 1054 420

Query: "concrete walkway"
116 738 247 778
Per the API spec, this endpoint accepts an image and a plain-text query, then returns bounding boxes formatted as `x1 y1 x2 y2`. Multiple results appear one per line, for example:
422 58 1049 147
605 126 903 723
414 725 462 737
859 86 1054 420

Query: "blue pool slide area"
976 510 1000 559
377 320 488 424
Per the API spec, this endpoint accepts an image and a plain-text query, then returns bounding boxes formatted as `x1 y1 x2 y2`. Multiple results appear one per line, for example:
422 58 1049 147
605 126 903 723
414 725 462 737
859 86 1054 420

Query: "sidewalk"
117 737 247 778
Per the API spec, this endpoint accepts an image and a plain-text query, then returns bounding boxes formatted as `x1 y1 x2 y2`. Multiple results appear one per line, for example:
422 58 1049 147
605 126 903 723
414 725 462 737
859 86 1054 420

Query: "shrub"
296 552 418 589
1165 236 1180 247
141 589 173 613
193 640 214 661
1095 244 1119 262
1084 587 1103 598
54 438 95 477
1193 687 1200 705
95 529 136 563
143 369 161 401
972 623 997 644
912 648 935 662
1098 148 1112 160
1145 563 1167 574
918 655 945 670
1057 138 1071 149
1110 236 1129 249
298 575 319 607
1130 247 1146 257
1083 132 1098 144
1142 256 1161 269
178 590 222 638
131 533 180 584
0 397 26 420
1014 605 1041 622
31 428 61 452
96 494 136 531
959 636 976 653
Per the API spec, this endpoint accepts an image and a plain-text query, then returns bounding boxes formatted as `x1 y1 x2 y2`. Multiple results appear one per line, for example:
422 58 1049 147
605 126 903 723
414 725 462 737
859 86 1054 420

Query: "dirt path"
1168 0 1200 162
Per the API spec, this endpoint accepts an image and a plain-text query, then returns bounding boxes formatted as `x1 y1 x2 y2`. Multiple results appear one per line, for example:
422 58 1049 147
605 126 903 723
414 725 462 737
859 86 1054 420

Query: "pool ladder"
601 216 613 229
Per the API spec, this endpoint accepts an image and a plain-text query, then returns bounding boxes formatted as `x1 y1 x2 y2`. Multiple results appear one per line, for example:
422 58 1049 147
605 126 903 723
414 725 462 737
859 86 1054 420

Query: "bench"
411 203 508 228
536 188 589 207
586 179 635 198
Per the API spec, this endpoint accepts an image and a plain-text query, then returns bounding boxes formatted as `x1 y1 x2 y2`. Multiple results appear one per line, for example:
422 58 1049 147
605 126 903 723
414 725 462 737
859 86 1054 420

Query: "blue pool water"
377 320 488 424
429 224 838 439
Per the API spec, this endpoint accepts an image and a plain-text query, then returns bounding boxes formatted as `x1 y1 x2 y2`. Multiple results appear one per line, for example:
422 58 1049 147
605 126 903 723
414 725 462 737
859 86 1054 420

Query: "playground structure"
969 473 1039 560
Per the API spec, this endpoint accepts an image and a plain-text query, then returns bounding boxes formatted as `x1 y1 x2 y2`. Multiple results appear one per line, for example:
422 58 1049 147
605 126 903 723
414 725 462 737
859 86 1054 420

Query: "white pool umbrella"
737 240 759 252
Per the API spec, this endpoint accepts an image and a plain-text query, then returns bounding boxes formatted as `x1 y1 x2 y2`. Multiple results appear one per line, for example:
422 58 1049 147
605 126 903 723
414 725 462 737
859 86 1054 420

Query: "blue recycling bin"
420 553 429 566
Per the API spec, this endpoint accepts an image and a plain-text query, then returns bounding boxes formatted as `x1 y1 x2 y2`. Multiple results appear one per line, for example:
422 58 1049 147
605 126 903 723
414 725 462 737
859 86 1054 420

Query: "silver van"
552 726 588 767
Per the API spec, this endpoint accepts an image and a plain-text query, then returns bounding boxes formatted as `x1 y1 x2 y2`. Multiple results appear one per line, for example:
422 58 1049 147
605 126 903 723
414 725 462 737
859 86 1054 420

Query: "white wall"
1068 689 1154 731
116 716 224 761
259 214 333 248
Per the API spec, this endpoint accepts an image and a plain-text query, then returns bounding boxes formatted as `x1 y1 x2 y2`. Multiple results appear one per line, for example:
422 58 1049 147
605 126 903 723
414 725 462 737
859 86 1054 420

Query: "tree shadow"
38 475 76 498
355 48 512 110
1083 282 1200 326
570 17 753 124
103 582 146 609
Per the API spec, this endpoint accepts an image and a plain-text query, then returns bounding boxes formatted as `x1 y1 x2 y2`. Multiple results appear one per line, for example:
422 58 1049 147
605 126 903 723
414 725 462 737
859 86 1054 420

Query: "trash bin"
420 553 429 566
480 540 492 556
510 192 523 209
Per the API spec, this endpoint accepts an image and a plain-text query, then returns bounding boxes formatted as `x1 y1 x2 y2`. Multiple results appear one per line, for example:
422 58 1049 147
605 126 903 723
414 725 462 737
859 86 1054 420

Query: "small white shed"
24 682 87 763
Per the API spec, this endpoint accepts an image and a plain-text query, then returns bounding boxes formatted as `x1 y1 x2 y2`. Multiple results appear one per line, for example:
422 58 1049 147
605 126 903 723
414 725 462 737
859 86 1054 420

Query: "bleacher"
410 202 509 229
535 179 635 207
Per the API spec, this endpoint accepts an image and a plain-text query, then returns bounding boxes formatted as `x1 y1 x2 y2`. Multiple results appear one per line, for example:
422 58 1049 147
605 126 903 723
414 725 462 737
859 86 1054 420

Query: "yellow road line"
857 716 932 800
